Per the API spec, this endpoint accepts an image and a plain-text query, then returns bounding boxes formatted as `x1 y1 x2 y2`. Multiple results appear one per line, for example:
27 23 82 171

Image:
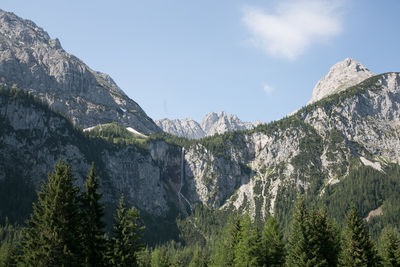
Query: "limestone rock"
156 111 255 139
155 118 205 139
201 111 254 136
308 58 374 105
0 9 160 134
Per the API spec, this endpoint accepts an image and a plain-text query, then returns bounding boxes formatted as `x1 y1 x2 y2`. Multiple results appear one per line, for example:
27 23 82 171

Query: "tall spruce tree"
340 207 379 267
233 213 261 267
286 199 339 267
286 198 313 266
260 216 286 267
20 161 82 266
211 215 241 266
380 229 400 267
108 194 144 267
80 163 107 267
189 246 208 267
308 208 340 267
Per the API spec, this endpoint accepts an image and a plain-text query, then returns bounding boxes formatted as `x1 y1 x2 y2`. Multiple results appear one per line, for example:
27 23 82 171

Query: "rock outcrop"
201 111 254 136
156 111 255 139
0 9 160 134
308 58 374 105
155 118 205 139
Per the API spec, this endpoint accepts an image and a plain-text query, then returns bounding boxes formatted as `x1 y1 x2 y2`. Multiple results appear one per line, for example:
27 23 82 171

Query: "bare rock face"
201 111 254 136
308 58 374 105
156 111 255 139
155 118 205 139
0 9 160 134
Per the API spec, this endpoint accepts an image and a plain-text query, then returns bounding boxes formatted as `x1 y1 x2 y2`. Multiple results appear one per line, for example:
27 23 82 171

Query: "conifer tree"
189 246 208 267
20 161 82 266
260 216 285 267
108 194 144 267
150 247 170 267
80 163 107 267
308 208 340 267
380 229 400 267
340 207 379 267
286 199 339 267
212 215 241 266
286 198 313 266
233 213 261 267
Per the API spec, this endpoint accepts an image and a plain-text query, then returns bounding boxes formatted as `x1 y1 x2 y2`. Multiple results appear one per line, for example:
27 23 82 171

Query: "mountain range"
156 111 257 139
0 9 399 243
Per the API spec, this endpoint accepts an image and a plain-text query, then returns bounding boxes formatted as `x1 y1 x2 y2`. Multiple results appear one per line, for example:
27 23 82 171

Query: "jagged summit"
156 111 255 139
0 9 160 134
155 118 205 139
201 111 253 136
308 58 374 105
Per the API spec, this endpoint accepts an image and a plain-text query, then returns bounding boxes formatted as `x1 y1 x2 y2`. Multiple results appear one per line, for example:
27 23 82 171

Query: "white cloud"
242 0 344 60
263 83 275 95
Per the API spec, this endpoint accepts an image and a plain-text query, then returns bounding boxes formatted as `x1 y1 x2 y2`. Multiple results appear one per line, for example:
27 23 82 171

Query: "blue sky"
3 0 400 123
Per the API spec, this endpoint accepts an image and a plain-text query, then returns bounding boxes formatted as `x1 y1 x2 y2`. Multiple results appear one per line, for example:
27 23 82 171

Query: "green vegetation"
148 130 247 159
1 160 400 266
107 195 144 266
81 164 107 266
13 161 145 267
380 229 400 266
298 74 383 115
340 207 379 266
286 199 339 267
321 161 400 239
0 220 22 267
86 122 148 150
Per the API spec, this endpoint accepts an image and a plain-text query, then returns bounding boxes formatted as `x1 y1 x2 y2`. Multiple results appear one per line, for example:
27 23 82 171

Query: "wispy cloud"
242 0 344 60
263 83 275 95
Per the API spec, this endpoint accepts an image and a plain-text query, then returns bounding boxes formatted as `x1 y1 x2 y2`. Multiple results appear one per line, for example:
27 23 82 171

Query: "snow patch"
360 157 383 172
83 126 96 132
126 127 147 138
120 107 127 113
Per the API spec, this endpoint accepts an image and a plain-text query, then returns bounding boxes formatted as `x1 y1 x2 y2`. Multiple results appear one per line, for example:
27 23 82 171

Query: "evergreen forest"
1 161 400 266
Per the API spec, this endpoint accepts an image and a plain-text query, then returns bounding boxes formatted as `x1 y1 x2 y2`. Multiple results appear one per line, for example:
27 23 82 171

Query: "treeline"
0 162 144 266
144 200 400 266
1 162 400 266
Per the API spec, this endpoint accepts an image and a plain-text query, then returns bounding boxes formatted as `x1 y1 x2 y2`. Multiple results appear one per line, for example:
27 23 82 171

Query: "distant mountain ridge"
0 9 160 134
156 111 256 139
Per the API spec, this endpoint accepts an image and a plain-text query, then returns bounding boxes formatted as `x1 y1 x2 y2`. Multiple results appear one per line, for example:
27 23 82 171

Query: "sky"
2 0 400 123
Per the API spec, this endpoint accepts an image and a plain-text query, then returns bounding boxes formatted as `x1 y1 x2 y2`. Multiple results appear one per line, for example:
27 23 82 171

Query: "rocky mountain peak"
201 111 252 136
0 9 160 134
308 58 374 105
155 118 205 140
156 111 255 139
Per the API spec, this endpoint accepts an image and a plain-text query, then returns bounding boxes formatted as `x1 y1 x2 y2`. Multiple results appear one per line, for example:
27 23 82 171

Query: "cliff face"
0 90 169 216
0 9 160 134
2 72 400 223
180 73 400 221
